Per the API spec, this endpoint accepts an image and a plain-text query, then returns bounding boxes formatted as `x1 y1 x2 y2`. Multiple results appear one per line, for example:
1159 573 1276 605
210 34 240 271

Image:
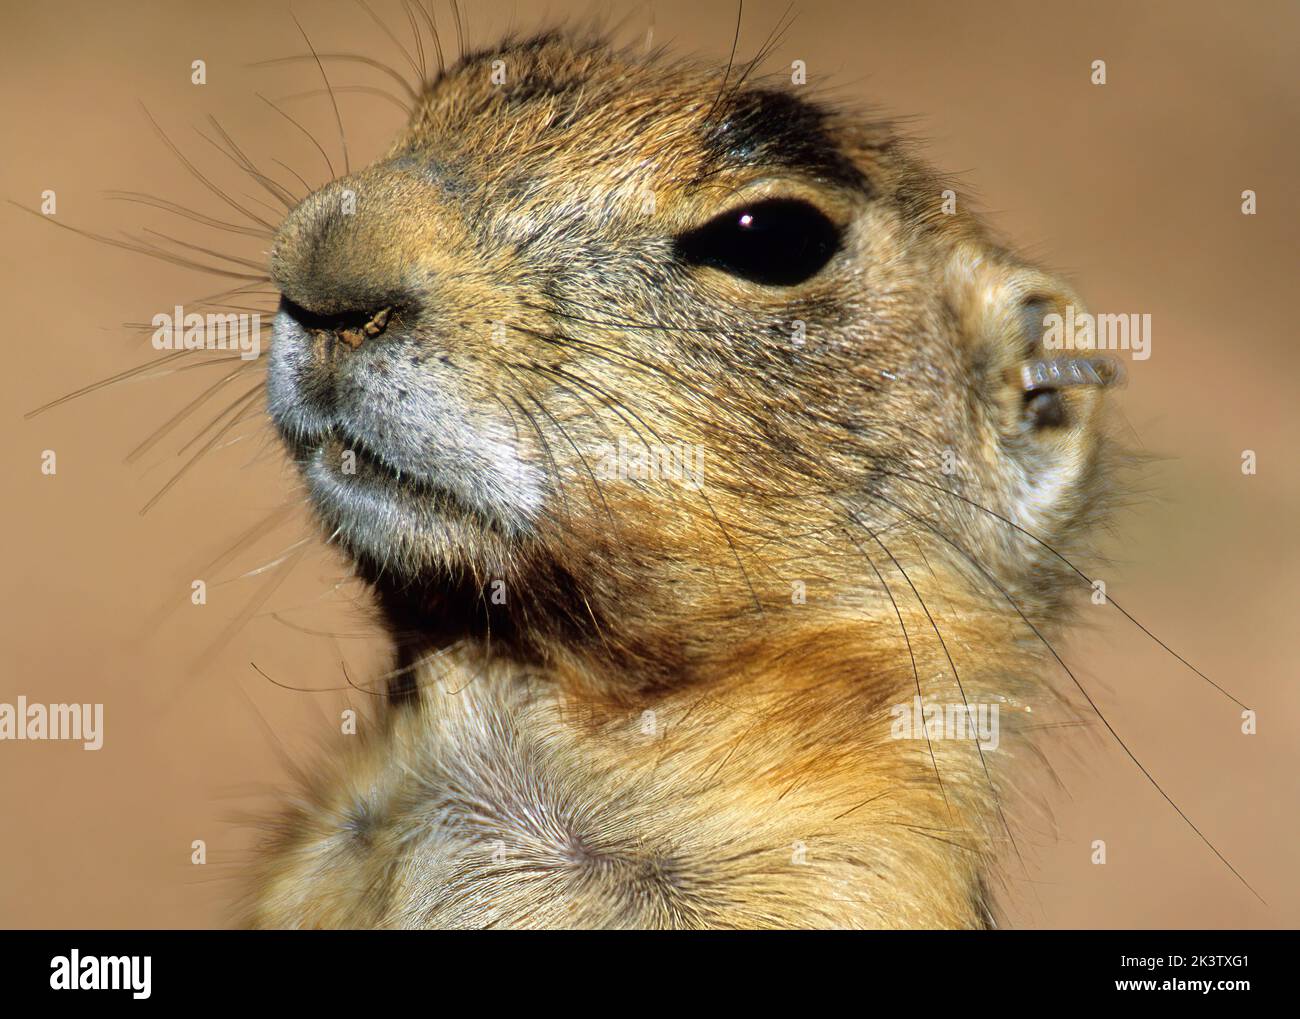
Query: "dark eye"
674 198 841 286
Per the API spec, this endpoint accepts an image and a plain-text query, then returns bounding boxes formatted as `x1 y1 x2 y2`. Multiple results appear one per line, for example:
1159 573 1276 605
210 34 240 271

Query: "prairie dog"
250 29 1120 929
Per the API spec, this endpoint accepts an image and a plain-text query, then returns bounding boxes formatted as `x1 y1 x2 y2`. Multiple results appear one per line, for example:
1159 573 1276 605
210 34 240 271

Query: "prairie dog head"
265 31 1112 695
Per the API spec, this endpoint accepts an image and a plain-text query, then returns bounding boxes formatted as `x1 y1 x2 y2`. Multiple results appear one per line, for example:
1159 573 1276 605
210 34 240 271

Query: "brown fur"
247 30 1116 929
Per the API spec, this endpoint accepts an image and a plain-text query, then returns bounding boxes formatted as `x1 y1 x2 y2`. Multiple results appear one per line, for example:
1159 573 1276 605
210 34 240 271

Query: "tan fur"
247 30 1115 929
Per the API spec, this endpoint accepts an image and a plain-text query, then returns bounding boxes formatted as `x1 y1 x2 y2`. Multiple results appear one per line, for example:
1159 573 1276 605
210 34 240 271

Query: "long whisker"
496 363 594 522
881 469 1249 710
201 502 302 580
511 364 618 526
173 387 264 459
251 660 382 696
220 536 315 582
509 321 742 424
290 15 350 176
201 116 298 208
704 0 744 124
858 513 1026 873
727 1 798 99
256 92 336 181
355 0 422 84
140 383 264 514
401 0 426 82
525 389 616 528
7 201 269 282
126 362 261 464
838 524 952 818
450 0 466 63
503 389 573 519
862 486 1265 903
249 54 417 100
276 85 412 116
138 104 277 231
187 547 302 669
26 348 208 418
502 326 757 609
272 158 313 200
411 0 446 77
138 228 269 273
102 190 271 238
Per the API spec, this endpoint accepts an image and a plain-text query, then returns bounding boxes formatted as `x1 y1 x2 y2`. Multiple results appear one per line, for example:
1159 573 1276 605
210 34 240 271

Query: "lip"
299 428 486 523
268 318 545 545
295 434 517 591
316 427 443 496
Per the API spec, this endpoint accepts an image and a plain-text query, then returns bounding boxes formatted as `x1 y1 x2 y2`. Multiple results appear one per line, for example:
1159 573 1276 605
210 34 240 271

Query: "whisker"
198 116 298 210
26 348 206 418
401 0 426 82
222 537 315 581
138 104 277 231
249 53 417 100
276 85 412 116
355 0 422 85
272 158 313 200
256 91 336 181
838 524 952 817
510 366 618 527
509 321 738 423
138 227 269 273
411 0 446 77
504 389 573 519
727 2 798 99
881 469 1249 709
862 486 1265 903
450 0 466 62
102 190 271 238
7 201 269 282
858 513 1025 873
237 191 283 218
267 613 375 640
290 14 351 176
126 362 260 464
139 383 264 514
704 0 745 124
520 357 715 535
187 546 304 671
202 502 302 580
185 281 279 307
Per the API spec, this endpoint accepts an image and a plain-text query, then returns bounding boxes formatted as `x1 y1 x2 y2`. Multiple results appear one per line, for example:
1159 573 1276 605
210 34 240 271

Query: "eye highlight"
674 198 841 286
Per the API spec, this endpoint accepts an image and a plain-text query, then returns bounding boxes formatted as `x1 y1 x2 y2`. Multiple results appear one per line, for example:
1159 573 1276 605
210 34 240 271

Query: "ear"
943 240 1113 538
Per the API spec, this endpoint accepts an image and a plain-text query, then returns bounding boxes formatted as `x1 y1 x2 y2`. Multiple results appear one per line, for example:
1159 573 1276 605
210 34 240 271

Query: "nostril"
279 296 395 350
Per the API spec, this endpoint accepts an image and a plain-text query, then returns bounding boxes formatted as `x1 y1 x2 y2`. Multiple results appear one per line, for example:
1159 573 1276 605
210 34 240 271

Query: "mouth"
315 428 457 503
274 397 552 598
266 305 547 573
296 425 504 535
287 425 525 655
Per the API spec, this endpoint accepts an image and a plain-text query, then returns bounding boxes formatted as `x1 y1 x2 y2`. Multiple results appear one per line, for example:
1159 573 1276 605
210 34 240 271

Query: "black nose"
279 296 394 351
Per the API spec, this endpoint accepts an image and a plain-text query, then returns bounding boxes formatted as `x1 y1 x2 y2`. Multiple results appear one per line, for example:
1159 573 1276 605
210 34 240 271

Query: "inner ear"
1024 387 1067 429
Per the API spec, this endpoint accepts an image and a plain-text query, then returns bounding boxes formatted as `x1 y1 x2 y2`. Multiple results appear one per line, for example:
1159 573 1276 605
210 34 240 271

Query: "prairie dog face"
266 32 1110 689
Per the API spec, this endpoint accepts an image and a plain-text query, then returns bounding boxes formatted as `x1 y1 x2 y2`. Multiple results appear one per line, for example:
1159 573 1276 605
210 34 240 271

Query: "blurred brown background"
1 0 1296 928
